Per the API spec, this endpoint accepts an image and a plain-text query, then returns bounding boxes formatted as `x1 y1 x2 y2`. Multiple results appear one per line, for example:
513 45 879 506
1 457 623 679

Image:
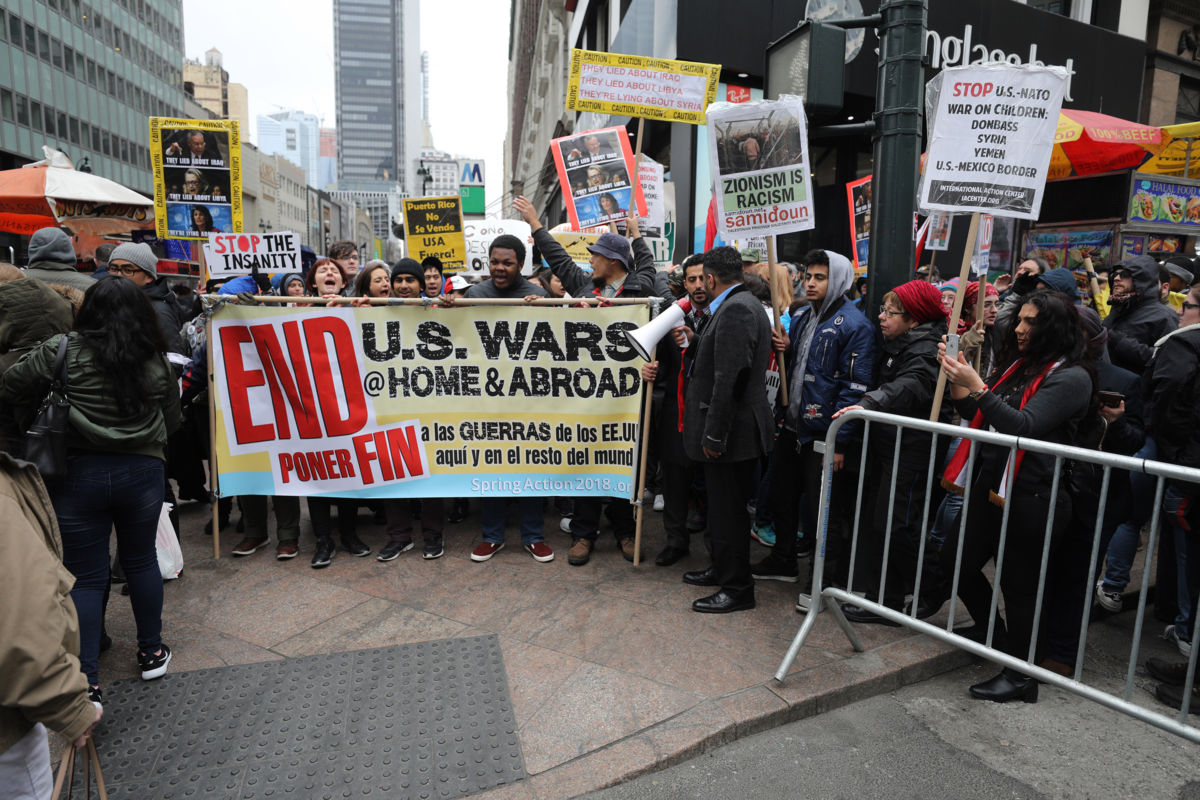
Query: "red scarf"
943 357 1063 506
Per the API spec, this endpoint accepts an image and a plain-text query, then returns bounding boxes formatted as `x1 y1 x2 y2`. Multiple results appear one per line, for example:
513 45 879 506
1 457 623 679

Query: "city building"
330 188 405 262
183 48 249 134
275 155 309 243
416 147 459 197
0 0 188 199
1142 3 1200 125
257 110 321 187
318 127 338 190
333 0 422 195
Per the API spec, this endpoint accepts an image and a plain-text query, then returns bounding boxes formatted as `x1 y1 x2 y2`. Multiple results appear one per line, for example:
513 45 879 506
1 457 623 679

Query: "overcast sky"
180 0 510 215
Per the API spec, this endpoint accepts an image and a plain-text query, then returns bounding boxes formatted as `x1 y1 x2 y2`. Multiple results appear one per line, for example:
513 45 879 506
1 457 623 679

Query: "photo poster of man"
150 117 242 240
707 96 815 237
551 126 647 230
846 175 871 271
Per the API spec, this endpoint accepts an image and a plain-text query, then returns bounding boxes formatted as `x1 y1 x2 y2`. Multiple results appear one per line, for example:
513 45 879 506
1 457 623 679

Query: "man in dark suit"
681 246 774 613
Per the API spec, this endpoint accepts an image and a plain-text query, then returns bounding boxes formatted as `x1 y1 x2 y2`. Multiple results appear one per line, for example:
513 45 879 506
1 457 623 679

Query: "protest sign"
566 49 721 125
706 96 815 238
462 219 533 277
551 127 647 230
919 64 1067 219
402 196 467 270
209 303 650 499
638 156 665 237
202 231 300 277
550 231 604 270
846 176 872 270
150 117 242 240
926 211 953 251
972 214 994 276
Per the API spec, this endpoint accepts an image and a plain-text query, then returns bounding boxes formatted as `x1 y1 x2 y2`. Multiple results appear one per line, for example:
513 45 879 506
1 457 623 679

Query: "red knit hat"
963 280 998 309
893 280 949 324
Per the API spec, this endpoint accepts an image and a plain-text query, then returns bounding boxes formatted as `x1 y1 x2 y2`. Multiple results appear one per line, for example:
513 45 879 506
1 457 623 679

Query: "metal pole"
865 0 928 318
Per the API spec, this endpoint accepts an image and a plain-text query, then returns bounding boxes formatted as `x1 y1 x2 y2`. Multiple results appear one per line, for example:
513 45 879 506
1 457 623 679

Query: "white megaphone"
624 298 693 360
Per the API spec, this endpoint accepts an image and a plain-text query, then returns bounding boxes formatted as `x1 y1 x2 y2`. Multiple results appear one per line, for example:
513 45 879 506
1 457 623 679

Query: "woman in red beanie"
961 281 1000 378
833 280 951 625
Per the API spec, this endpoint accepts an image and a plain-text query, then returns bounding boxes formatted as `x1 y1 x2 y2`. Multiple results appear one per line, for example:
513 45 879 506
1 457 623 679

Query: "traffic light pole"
865 0 928 317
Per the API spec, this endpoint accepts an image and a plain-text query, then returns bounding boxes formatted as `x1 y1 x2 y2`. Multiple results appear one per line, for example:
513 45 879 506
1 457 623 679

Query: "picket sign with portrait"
551 127 647 230
208 302 650 500
202 231 301 278
462 219 533 277
402 196 467 270
706 95 816 238
926 210 953 251
846 175 872 271
918 63 1068 421
150 117 243 240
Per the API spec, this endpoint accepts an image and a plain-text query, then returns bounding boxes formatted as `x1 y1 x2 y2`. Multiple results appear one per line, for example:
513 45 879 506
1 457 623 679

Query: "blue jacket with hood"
783 250 876 448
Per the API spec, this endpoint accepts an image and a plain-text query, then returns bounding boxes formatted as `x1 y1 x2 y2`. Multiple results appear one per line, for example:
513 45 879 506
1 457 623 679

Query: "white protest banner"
638 156 665 237
919 64 1067 219
202 231 300 277
926 211 953 251
566 50 721 125
706 95 815 237
462 219 533 277
209 303 649 499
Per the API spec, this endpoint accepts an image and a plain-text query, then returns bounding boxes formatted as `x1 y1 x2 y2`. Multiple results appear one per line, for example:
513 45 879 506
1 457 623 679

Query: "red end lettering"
250 321 323 440
304 316 369 436
219 326 274 444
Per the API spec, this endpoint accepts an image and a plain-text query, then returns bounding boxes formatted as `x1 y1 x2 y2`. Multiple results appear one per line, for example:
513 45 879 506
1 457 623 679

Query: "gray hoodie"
23 228 95 293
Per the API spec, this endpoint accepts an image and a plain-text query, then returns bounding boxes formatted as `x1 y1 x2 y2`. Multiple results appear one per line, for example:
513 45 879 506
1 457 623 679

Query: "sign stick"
632 341 657 567
973 261 988 374
206 317 221 560
930 213 981 422
766 237 789 407
929 250 937 274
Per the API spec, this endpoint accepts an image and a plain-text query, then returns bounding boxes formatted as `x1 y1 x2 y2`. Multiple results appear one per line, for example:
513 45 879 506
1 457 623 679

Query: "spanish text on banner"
919 64 1068 220
210 303 650 500
566 49 721 125
706 95 816 238
402 196 467 270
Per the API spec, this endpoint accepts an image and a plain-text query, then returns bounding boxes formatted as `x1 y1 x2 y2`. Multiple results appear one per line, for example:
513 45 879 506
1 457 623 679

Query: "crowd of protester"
2 217 1200 790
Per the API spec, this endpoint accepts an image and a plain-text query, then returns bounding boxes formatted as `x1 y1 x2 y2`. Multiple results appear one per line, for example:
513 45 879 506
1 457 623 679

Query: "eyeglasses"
879 305 905 317
110 263 142 276
1183 302 1200 312
982 300 999 309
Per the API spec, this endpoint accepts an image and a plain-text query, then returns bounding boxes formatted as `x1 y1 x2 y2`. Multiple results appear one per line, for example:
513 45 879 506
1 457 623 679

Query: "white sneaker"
559 516 572 535
653 494 664 512
1094 580 1122 613
1164 625 1193 657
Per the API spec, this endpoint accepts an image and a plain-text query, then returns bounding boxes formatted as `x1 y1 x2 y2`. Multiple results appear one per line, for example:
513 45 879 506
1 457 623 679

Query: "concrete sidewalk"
96 498 970 798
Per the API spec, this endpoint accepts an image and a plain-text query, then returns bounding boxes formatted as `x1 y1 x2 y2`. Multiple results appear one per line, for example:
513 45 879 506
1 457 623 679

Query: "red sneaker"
470 541 504 562
525 541 554 562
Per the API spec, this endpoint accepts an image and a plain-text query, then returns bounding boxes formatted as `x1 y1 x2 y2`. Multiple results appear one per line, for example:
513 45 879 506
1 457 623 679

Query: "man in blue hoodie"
751 249 875 591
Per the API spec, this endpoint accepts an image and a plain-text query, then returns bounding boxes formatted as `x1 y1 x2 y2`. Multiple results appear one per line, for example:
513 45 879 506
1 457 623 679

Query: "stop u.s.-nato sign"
919 64 1068 220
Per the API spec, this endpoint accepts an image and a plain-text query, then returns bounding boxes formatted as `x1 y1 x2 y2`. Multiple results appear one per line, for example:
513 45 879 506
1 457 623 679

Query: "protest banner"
150 117 242 240
638 156 666 237
926 210 953 251
972 214 994 276
919 64 1068 220
552 127 647 230
402 196 467 270
706 96 816 237
846 176 872 271
202 231 301 277
551 231 604 270
462 219 533 277
566 49 721 125
208 302 650 501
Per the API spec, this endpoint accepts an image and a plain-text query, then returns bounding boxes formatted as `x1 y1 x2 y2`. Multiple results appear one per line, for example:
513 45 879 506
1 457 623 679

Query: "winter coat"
1103 255 1178 374
1147 325 1200 490
532 228 658 299
0 453 94 755
23 260 96 294
0 277 74 373
143 277 186 356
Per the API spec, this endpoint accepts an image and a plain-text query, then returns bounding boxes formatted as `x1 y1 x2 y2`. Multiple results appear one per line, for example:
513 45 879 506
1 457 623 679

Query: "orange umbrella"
1048 109 1167 180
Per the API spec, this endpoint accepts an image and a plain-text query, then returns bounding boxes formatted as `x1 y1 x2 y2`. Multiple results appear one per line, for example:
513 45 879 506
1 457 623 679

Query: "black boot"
341 534 371 557
311 537 336 568
969 668 1038 703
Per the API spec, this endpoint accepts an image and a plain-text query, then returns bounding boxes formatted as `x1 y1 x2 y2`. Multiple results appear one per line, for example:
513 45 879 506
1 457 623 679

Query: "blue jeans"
480 497 544 545
1163 485 1194 641
51 453 166 686
1101 439 1158 591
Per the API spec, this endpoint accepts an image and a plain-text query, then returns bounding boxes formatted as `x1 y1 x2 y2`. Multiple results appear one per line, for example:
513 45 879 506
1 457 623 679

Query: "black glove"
236 291 261 305
1012 272 1039 295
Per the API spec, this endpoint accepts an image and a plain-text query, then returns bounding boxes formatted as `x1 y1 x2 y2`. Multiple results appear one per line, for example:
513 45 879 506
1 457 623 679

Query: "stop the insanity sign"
919 64 1067 220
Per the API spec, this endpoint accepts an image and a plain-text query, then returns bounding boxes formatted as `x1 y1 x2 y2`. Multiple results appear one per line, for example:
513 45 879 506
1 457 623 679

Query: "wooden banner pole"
929 212 981 422
766 237 789 408
206 317 220 560
631 341 657 567
973 256 988 374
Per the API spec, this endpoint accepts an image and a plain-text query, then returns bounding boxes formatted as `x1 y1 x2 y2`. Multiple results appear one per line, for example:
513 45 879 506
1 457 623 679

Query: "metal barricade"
774 408 1200 744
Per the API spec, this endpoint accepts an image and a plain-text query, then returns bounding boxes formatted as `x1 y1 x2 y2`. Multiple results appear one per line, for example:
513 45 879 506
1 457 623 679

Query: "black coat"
1148 325 1200 483
143 278 185 356
1104 255 1178 374
533 228 658 299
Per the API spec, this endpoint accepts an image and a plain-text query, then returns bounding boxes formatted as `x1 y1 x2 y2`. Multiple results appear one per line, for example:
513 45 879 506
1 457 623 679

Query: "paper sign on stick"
919 64 1068 219
203 231 300 277
462 219 533 276
926 211 953 251
846 176 872 271
566 49 721 125
551 127 647 231
706 95 815 237
402 196 467 271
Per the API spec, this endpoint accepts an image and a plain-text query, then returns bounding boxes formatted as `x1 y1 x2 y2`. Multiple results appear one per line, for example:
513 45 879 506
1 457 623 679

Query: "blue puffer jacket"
784 294 876 448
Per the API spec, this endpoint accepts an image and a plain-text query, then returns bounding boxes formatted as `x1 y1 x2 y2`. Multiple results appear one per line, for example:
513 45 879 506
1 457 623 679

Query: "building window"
0 89 12 123
23 23 36 54
52 39 63 68
64 45 75 74
29 101 42 132
70 117 81 145
38 30 50 62
7 14 19 47
91 125 101 151
1028 0 1070 14
1180 77 1200 125
15 94 29 127
101 131 111 156
57 112 67 139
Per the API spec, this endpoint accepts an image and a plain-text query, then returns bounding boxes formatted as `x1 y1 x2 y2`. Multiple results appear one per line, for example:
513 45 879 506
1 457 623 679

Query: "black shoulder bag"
24 335 71 481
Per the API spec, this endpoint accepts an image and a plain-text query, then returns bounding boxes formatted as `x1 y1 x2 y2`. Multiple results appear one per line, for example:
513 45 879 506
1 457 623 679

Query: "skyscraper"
333 0 421 194
258 110 320 187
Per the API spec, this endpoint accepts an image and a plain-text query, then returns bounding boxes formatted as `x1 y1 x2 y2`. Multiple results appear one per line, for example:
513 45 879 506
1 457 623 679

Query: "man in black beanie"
390 258 425 298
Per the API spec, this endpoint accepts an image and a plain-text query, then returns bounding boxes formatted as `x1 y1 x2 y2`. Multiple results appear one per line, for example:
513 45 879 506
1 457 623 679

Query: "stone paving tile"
526 734 659 798
496 637 585 729
518 662 701 775
272 596 469 657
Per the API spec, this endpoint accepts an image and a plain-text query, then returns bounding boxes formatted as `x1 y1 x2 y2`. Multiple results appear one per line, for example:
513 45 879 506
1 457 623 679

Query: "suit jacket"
682 285 774 463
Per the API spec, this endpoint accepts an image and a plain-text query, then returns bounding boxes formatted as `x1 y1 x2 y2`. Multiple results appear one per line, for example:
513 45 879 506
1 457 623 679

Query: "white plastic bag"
156 502 184 580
